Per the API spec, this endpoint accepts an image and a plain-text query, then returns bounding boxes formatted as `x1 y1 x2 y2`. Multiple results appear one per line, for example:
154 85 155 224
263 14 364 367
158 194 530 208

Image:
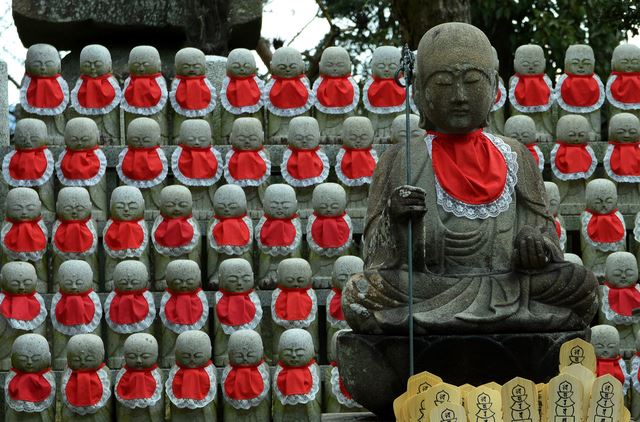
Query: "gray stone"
0 60 8 146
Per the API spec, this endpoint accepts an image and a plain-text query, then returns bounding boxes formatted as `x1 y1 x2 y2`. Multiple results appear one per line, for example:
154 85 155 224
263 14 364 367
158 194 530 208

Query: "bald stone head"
544 181 561 216
128 45 161 76
124 333 158 369
608 113 640 143
371 46 400 79
57 260 93 294
6 187 42 221
228 329 264 366
2 261 38 294
591 325 620 358
14 118 47 149
213 184 247 218
166 259 201 292
80 44 112 77
563 253 584 266
67 334 104 370
514 44 546 75
12 333 51 372
230 117 264 150
175 47 206 77
26 43 61 77
264 184 297 218
390 114 422 145
585 178 617 214
175 330 211 368
110 185 144 220
288 116 320 149
277 258 312 289
219 258 254 293
271 47 304 78
227 48 257 77
611 44 640 73
312 183 347 216
64 117 99 150
160 185 192 217
564 44 595 75
556 114 590 144
332 255 364 290
319 46 352 77
504 115 536 145
605 251 638 288
342 116 374 149
179 119 212 148
126 117 161 147
56 187 92 220
278 328 315 367
113 260 149 291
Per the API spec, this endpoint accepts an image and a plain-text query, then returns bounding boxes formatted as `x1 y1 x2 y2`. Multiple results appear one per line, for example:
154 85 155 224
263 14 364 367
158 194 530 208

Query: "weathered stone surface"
0 60 8 146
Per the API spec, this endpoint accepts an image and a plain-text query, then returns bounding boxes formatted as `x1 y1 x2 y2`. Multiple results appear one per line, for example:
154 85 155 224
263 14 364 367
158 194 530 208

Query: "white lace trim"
121 75 168 115
601 284 640 325
169 77 216 117
330 365 361 408
580 210 626 252
5 369 56 412
114 366 163 409
207 215 253 255
550 142 597 180
620 358 631 394
102 219 148 259
222 361 270 410
490 79 507 112
0 291 47 331
529 144 545 172
306 213 353 257
2 148 54 187
606 74 640 110
159 289 209 334
271 287 317 329
151 215 200 257
555 73 605 113
215 290 262 335
603 143 640 183
325 289 349 330
631 356 640 393
334 147 378 186
508 74 555 113
362 76 406 114
116 147 168 188
20 74 69 116
425 132 518 220
220 75 264 115
263 76 315 117
555 217 567 251
255 215 302 256
171 146 224 187
50 290 102 336
55 148 107 187
634 212 640 243
223 148 271 187
104 290 156 333
312 75 360 114
61 366 111 415
1 218 48 261
165 363 217 409
70 75 122 115
51 219 98 259
273 362 320 405
280 148 330 187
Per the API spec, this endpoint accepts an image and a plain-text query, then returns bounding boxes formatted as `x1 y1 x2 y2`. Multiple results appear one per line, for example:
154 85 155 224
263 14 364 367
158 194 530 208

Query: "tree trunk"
183 0 230 55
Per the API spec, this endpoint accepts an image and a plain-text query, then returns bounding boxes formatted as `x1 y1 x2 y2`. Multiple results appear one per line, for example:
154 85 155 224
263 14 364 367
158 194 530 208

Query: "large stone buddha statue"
342 22 598 335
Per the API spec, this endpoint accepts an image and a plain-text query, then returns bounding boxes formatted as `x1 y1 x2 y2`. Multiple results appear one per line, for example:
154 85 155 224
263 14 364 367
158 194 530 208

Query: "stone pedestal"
337 329 589 419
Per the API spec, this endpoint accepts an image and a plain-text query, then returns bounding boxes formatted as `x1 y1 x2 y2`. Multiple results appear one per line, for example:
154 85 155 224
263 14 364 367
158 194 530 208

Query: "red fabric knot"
65 363 106 407
174 74 212 110
25 73 66 109
224 360 265 400
316 74 355 108
177 145 219 180
124 73 164 108
8 145 50 180
277 359 316 396
339 146 376 180
8 367 52 403
596 356 626 386
77 73 117 109
269 74 309 109
275 286 313 321
109 288 151 325
3 217 46 253
172 361 212 400
54 217 94 253
286 146 325 180
104 218 145 251
605 282 640 316
116 364 158 400
212 214 251 247
0 290 41 321
607 141 640 176
260 214 298 247
216 289 257 326
121 146 165 181
154 214 194 248
329 287 344 321
163 288 204 325
225 73 261 108
513 73 552 107
227 147 268 180
610 71 640 104
554 142 594 174
585 209 625 244
310 212 351 249
60 145 102 181
55 289 96 326
367 76 405 108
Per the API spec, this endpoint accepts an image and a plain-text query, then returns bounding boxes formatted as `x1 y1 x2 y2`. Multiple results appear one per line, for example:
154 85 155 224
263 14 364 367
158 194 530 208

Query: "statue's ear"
413 72 434 131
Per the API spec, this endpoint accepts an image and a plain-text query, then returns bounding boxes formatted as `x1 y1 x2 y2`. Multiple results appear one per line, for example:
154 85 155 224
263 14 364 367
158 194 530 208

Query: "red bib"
310 213 351 249
164 289 204 325
559 73 602 107
224 74 262 108
109 289 151 325
512 73 552 107
555 218 563 240
8 146 50 181
609 72 640 104
526 144 542 167
495 86 503 105
76 74 117 109
597 357 626 386
316 74 355 108
224 362 265 400
54 291 96 326
366 77 405 108
65 365 106 407
607 142 640 176
286 147 325 180
275 287 313 320
216 290 257 326
104 219 145 252
605 283 640 316
269 75 309 109
172 363 212 400
338 147 376 180
277 360 316 396
0 291 42 321
8 368 53 403
227 148 268 181
177 145 219 180
260 216 297 247
212 215 251 247
154 215 194 248
3 218 46 253
586 210 625 244
121 146 165 181
24 74 66 109
173 75 212 110
553 142 594 174
329 288 344 321
59 146 102 181
124 73 164 108
53 219 94 253
330 362 354 401
116 365 158 400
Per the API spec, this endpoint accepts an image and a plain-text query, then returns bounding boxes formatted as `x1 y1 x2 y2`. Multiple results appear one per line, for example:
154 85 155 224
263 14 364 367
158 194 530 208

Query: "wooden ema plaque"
586 374 624 422
465 386 503 422
559 338 597 373
407 371 444 396
407 383 461 422
561 363 596 417
501 377 540 422
546 372 584 422
429 403 468 422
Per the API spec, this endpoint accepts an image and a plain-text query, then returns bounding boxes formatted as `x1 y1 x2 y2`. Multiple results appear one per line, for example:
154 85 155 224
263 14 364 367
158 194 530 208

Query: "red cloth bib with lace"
367 77 405 108
174 75 211 110
177 146 219 179
76 74 117 108
224 362 265 400
328 288 344 321
525 144 541 167
104 219 144 252
513 74 552 107
225 74 261 107
554 142 594 174
171 362 212 400
8 146 50 180
212 215 251 247
286 147 325 180
164 289 204 325
339 147 376 179
109 289 151 325
586 210 625 244
269 75 309 109
227 148 268 180
154 215 194 248
597 357 626 386
260 216 297 247
60 146 102 180
316 75 354 108
277 360 316 395
274 287 313 321
54 219 94 253
560 73 601 107
4 218 46 253
8 368 53 402
124 74 164 108
25 74 66 109
55 291 96 325
609 72 640 104
121 146 165 181
608 142 640 176
216 290 257 326
310 212 351 249
0 291 42 321
116 365 158 400
605 283 640 316
65 364 107 407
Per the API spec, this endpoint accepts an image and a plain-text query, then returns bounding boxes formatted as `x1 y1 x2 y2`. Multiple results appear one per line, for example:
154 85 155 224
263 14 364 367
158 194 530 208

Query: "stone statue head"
370 46 401 79
113 260 149 291
270 46 304 78
390 114 422 145
11 333 51 372
179 119 212 147
591 325 620 358
213 184 247 217
67 334 104 370
56 187 92 220
230 117 264 150
278 328 315 367
175 330 211 368
605 251 638 288
514 44 546 75
491 46 499 72
312 183 347 216
608 113 640 143
6 187 41 221
64 117 99 150
175 47 206 77
166 259 201 292
228 329 263 366
288 116 320 149
585 179 617 214
556 114 590 144
13 118 47 149
611 44 640 73
79 44 112 77
124 333 158 369
160 185 192 217
128 45 161 76
544 182 561 216
25 43 61 76
319 46 351 77
2 261 38 294
57 260 93 294
564 44 595 75
219 258 254 293
263 184 297 218
342 116 374 149
126 117 161 148
110 186 145 221
563 253 584 266
332 255 364 290
227 48 257 77
277 258 312 289
504 115 537 145
414 23 496 134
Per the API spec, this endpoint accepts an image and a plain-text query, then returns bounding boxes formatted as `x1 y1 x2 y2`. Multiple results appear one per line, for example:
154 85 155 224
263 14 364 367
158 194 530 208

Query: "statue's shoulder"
495 134 527 156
